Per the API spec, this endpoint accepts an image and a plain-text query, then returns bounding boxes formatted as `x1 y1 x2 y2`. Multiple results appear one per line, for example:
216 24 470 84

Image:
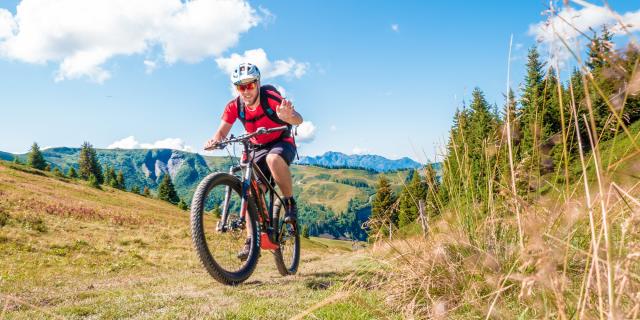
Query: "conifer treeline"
443 28 639 209
368 165 439 239
18 141 185 209
369 28 640 239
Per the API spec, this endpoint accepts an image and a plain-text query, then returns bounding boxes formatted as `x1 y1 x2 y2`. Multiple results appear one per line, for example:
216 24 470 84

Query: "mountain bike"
190 126 300 285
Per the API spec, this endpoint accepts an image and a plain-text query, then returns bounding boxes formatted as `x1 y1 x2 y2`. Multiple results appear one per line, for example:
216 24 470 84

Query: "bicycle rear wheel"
190 172 259 285
272 199 300 276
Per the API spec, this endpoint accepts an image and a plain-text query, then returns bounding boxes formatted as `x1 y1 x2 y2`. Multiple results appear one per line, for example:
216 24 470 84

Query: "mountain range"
296 151 425 172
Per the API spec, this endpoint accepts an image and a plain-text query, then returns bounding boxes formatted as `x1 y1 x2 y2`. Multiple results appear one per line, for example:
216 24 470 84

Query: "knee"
266 154 284 168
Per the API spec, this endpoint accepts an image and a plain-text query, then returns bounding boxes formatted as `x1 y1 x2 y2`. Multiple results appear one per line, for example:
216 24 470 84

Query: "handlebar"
205 125 289 150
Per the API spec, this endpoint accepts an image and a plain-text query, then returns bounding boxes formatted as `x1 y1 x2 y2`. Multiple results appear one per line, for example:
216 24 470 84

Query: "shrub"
0 210 9 227
88 174 101 189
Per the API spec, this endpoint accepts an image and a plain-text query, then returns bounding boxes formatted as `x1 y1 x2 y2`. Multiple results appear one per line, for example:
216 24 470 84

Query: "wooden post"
419 200 428 238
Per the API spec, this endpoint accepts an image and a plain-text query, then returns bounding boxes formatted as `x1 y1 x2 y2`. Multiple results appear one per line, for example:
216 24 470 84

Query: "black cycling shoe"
283 197 298 224
237 238 251 261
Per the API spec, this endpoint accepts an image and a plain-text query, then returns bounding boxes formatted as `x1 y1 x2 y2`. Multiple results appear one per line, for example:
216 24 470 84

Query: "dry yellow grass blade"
289 291 352 320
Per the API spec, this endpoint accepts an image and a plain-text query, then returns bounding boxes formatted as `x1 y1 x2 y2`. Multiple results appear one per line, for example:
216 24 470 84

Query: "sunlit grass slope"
0 161 390 319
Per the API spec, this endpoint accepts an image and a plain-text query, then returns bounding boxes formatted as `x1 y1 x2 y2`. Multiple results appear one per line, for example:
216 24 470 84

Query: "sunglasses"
235 81 257 92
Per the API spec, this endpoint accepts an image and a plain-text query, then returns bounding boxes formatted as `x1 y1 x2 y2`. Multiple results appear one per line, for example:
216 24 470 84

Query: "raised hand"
276 98 295 121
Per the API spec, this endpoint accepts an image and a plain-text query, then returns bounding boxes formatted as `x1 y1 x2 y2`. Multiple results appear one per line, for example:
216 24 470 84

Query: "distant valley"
2 147 439 240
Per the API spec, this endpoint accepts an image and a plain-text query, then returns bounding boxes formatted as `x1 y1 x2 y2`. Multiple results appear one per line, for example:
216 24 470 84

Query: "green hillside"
291 165 377 213
0 160 395 319
0 151 14 162
6 147 418 241
12 148 211 203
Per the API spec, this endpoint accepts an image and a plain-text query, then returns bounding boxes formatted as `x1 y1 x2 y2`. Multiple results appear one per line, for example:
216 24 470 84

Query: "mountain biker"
204 63 303 259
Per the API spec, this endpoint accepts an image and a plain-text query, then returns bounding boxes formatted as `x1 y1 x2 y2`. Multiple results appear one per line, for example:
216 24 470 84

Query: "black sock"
283 197 296 206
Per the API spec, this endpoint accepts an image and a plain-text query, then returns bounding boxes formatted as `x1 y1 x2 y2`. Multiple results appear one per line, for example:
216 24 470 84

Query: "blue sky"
1 0 639 163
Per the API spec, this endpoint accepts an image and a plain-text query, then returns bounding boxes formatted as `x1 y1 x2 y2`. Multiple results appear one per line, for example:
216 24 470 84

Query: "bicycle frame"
217 139 286 251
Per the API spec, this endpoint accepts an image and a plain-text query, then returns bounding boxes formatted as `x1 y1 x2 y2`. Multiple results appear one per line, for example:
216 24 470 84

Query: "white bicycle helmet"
231 63 261 85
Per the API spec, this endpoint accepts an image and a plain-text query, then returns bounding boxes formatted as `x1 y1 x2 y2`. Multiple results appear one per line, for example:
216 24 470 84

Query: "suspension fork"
239 162 253 226
216 165 242 232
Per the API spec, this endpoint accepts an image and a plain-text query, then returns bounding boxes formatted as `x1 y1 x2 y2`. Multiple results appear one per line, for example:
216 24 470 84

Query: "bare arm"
204 120 233 150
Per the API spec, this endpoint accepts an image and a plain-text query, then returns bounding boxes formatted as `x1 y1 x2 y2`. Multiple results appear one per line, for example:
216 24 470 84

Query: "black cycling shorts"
249 140 296 183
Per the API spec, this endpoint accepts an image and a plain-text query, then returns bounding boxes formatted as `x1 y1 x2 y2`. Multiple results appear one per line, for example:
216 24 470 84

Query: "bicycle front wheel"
190 172 259 285
272 199 300 276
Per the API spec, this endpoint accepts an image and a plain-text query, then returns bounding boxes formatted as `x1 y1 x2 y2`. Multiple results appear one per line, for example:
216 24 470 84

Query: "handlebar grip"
266 125 289 133
204 142 226 151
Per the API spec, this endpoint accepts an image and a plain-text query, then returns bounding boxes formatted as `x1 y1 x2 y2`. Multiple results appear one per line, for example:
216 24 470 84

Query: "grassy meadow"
0 162 394 319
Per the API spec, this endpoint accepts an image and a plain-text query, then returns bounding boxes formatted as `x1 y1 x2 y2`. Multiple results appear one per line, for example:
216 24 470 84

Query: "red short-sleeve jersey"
221 86 295 146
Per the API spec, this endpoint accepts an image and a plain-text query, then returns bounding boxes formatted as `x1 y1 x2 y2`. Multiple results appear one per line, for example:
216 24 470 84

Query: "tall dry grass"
360 3 640 319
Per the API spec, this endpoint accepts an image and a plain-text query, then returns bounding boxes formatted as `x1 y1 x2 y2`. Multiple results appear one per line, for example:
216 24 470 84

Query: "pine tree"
158 174 179 204
177 199 188 210
27 142 47 170
52 167 63 177
466 88 499 201
143 186 151 197
541 68 565 173
104 165 112 185
130 185 140 194
519 46 546 159
44 164 51 172
67 166 78 178
568 68 588 155
398 171 427 227
587 25 613 71
116 170 125 190
302 224 310 238
586 26 617 141
424 164 441 217
13 156 22 165
441 106 470 204
497 89 524 193
543 68 562 136
468 88 497 154
105 166 117 188
369 175 397 237
78 142 103 184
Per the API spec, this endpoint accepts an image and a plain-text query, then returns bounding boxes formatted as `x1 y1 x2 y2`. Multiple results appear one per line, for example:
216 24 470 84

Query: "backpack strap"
236 96 246 126
259 85 287 125
259 85 293 140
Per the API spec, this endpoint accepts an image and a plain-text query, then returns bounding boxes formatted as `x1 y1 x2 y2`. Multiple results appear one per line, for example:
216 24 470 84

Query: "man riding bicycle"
204 63 303 259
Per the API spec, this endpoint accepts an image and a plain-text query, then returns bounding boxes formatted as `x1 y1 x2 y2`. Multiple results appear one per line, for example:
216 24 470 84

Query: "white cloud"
0 0 262 83
107 136 193 152
107 136 139 149
140 138 193 152
529 1 640 68
330 125 337 132
0 9 16 39
352 146 369 155
215 48 308 80
143 60 157 74
274 84 287 98
391 24 399 32
295 121 316 143
258 6 276 26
